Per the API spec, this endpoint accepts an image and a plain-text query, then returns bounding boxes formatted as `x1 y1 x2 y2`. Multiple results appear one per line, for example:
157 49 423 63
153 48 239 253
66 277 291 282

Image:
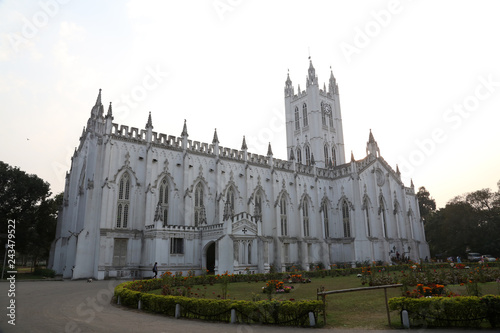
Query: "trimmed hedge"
115 281 323 326
389 295 500 328
33 267 56 278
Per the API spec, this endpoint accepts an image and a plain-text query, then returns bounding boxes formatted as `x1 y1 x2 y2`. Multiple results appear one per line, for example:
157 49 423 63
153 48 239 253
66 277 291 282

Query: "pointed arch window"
342 200 351 237
322 201 330 238
332 147 337 167
253 191 262 222
116 173 130 229
158 178 169 226
305 146 311 166
394 203 401 238
294 107 300 131
302 103 308 127
248 243 252 264
302 199 310 237
280 196 288 236
225 187 235 218
296 148 302 164
194 183 204 226
328 107 334 127
380 198 388 238
408 211 415 239
364 199 371 237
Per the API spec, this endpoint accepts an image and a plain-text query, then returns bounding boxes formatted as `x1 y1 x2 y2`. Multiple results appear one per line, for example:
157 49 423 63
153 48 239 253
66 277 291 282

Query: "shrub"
33 267 55 278
114 281 323 326
389 295 500 328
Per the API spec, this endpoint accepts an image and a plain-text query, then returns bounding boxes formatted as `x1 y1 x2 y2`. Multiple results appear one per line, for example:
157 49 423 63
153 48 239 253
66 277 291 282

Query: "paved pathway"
0 280 489 333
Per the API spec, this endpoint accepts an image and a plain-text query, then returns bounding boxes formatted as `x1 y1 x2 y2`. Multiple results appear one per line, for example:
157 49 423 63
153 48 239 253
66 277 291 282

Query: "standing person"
152 262 158 278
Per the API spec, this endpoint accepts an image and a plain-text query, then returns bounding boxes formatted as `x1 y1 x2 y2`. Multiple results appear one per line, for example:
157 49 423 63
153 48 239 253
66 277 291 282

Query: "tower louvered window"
321 102 327 126
302 103 308 127
294 107 300 130
305 146 311 166
324 145 329 166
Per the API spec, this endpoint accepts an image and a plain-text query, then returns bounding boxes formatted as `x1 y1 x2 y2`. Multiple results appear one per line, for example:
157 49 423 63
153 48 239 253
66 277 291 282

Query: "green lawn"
148 273 500 329
149 275 405 329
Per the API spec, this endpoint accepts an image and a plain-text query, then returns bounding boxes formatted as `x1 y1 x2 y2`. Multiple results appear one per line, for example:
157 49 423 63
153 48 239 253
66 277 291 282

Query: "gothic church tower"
284 60 346 168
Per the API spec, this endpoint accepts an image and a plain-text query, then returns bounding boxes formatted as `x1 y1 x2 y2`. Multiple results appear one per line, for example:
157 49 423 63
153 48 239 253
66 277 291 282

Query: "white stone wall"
49 67 430 280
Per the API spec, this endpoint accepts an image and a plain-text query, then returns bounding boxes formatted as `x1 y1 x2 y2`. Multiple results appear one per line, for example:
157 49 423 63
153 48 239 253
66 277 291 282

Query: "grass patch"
146 271 500 329
149 275 403 329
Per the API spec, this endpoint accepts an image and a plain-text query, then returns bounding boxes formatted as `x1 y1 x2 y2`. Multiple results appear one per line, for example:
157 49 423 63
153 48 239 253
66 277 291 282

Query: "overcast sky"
1 0 499 208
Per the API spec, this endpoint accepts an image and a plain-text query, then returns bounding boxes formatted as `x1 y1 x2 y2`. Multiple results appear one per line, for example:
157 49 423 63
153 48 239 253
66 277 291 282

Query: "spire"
267 142 273 156
212 128 219 144
145 112 153 129
181 119 188 137
241 135 247 150
80 126 86 140
329 67 338 94
284 70 294 97
396 165 401 176
351 151 355 162
106 102 113 119
289 148 295 160
368 129 375 143
90 88 104 119
411 179 414 188
311 153 315 165
95 88 102 106
308 59 315 81
366 129 380 157
306 58 317 87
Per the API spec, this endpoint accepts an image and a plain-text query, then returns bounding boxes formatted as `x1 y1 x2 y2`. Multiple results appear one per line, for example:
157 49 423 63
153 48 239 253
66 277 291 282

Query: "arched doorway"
206 242 215 274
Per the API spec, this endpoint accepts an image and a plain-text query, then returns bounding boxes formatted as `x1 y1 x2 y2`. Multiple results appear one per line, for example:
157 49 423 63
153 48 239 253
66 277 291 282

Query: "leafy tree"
416 186 436 222
0 161 60 264
424 185 500 259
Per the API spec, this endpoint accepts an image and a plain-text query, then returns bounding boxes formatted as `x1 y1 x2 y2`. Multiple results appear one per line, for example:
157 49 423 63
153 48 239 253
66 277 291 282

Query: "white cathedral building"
49 60 430 280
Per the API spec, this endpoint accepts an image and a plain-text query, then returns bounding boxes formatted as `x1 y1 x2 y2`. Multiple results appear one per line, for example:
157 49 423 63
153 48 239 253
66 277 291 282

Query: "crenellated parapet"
219 146 245 161
404 187 416 196
151 132 182 148
111 124 148 141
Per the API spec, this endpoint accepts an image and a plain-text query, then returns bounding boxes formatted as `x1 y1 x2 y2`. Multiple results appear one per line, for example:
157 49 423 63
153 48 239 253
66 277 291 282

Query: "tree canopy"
424 186 500 259
0 161 61 264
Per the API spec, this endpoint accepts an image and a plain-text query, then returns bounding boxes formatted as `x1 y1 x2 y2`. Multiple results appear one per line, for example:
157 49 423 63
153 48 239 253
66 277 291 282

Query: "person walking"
152 262 158 278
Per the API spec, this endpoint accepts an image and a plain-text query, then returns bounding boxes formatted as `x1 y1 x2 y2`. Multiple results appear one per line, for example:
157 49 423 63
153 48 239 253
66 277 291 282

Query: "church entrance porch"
205 242 216 274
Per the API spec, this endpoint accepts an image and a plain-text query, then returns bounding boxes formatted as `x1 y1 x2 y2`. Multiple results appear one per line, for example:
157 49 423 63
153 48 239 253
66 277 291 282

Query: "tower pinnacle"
366 129 380 157
146 112 153 129
181 119 188 137
213 128 219 144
